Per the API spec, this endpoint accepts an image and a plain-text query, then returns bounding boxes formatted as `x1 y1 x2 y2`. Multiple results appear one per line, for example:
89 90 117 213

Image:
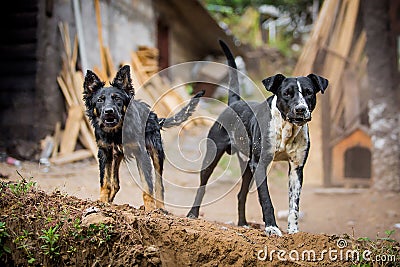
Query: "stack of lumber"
48 23 98 165
136 45 159 77
292 0 367 138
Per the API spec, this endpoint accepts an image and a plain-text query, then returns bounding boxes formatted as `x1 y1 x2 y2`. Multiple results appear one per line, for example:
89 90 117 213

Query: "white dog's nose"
295 105 308 115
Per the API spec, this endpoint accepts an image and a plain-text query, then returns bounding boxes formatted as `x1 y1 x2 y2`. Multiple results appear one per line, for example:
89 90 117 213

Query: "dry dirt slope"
0 179 398 267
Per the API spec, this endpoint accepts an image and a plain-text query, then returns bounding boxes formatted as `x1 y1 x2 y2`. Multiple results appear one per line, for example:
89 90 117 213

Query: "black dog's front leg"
98 147 113 203
287 163 304 234
251 159 282 236
109 150 123 203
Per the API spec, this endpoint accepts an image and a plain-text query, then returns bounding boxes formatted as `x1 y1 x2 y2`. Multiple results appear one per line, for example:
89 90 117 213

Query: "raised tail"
158 90 205 129
219 40 240 105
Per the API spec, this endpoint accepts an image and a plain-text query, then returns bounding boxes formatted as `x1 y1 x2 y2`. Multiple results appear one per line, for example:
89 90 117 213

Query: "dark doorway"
157 19 169 71
0 0 39 153
344 146 372 179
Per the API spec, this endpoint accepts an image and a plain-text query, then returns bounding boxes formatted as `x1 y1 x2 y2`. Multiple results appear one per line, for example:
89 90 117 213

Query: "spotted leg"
287 162 304 234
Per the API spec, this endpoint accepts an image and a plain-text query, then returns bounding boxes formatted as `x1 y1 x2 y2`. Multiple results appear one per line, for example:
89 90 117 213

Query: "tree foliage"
201 0 322 48
201 0 319 18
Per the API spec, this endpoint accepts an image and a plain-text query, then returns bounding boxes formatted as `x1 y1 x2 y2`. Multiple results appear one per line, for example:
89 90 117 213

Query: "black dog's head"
83 65 135 132
262 73 328 126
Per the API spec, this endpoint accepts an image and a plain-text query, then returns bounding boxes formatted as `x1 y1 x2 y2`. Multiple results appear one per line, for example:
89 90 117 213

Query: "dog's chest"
270 105 308 164
98 140 123 154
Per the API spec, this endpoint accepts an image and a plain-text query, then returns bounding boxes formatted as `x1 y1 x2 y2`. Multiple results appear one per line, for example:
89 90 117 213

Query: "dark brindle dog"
187 41 328 235
83 65 204 210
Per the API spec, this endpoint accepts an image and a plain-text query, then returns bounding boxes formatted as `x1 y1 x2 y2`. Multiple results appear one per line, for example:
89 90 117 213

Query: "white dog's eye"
303 89 312 96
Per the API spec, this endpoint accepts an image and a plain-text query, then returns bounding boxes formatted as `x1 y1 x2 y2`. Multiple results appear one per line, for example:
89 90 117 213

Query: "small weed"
39 224 60 259
87 223 113 246
13 229 35 264
353 230 399 266
0 221 11 257
70 218 84 240
7 172 36 196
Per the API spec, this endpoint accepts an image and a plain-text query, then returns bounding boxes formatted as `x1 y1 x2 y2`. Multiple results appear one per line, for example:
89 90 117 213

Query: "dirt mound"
0 180 398 266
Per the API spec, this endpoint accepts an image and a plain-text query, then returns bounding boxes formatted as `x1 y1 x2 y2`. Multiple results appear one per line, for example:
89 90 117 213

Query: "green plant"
0 222 11 257
353 230 399 266
14 229 35 264
70 218 84 240
87 223 113 246
39 225 60 259
7 172 36 196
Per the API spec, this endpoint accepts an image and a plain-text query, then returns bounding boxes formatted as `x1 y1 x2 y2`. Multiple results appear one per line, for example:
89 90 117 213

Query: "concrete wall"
12 0 155 158
81 0 156 69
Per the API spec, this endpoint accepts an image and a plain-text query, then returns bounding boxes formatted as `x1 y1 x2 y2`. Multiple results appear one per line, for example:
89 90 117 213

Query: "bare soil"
0 125 399 266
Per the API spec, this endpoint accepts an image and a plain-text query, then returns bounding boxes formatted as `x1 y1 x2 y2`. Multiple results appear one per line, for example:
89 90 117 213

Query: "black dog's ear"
262 74 286 94
307 74 329 94
111 65 135 96
83 70 105 95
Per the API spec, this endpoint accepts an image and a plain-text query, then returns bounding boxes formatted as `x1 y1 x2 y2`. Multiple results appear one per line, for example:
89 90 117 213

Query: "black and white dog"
187 40 328 236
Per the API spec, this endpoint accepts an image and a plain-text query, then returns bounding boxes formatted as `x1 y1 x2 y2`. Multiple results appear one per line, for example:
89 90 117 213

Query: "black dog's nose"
295 106 307 114
104 108 114 114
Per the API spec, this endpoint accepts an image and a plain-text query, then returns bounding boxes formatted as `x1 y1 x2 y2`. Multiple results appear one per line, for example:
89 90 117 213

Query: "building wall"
81 0 156 70
2 0 155 158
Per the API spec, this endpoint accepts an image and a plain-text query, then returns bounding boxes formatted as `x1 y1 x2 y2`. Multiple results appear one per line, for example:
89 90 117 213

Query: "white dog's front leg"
288 162 303 234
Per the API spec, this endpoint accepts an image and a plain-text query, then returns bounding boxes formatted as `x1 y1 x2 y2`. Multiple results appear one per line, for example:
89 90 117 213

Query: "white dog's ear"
83 70 105 96
111 65 135 96
262 74 286 94
307 74 329 94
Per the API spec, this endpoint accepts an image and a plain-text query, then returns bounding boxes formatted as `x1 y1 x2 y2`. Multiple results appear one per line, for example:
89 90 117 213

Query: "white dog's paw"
287 226 299 234
265 226 283 236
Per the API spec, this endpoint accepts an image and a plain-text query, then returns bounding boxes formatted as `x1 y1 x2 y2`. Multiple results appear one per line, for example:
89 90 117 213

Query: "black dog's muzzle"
101 106 121 128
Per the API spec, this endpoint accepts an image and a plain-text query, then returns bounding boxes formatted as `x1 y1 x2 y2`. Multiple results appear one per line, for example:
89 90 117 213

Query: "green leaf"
3 245 11 254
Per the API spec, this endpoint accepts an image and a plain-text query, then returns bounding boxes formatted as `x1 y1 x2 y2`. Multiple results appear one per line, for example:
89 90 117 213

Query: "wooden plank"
93 66 107 82
142 83 170 116
94 0 107 75
131 52 149 84
350 30 366 64
292 0 339 75
50 149 93 165
71 35 78 72
57 76 74 107
79 121 98 162
60 105 82 154
323 0 360 121
51 122 62 158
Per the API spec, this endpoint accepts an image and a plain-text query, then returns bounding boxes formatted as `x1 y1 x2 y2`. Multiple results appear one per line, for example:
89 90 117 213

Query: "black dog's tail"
158 90 205 129
219 40 240 106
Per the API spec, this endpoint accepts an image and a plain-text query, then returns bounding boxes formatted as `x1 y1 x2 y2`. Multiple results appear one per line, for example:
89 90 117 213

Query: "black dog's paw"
238 220 248 227
186 212 198 219
158 208 170 215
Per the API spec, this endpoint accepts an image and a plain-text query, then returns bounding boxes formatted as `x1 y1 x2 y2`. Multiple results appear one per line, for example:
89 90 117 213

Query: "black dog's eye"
112 94 122 102
97 96 104 103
